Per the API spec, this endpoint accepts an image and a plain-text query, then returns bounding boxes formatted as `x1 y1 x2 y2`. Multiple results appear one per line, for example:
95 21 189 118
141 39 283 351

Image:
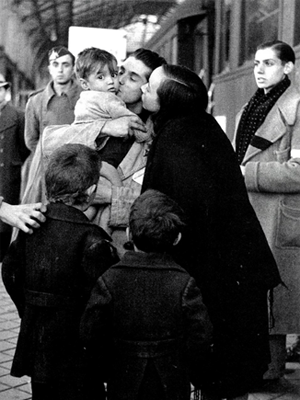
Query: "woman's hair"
45 143 101 205
130 48 166 79
154 64 208 124
75 47 118 80
129 189 186 253
257 40 295 64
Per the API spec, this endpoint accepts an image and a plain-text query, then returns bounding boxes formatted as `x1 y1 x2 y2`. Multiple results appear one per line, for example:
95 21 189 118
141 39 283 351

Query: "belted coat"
232 84 300 334
80 251 213 400
2 203 118 386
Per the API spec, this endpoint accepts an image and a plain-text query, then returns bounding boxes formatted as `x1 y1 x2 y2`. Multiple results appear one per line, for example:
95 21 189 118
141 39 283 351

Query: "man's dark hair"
45 143 101 205
129 189 186 253
130 48 166 80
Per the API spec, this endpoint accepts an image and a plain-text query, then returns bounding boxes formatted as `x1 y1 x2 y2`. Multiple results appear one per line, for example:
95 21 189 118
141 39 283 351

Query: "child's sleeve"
106 95 136 119
183 277 213 348
182 277 213 387
80 276 112 347
81 233 119 296
106 96 150 143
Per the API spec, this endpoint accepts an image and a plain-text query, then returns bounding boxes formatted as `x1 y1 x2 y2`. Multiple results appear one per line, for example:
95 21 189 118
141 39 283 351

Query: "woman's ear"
173 232 182 246
284 61 294 75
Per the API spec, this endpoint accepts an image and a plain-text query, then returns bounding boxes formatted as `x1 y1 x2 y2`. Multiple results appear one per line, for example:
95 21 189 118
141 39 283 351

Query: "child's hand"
102 116 146 138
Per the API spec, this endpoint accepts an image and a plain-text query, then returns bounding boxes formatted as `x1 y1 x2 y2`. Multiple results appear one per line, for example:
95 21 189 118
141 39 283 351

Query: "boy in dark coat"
2 143 119 400
80 189 213 400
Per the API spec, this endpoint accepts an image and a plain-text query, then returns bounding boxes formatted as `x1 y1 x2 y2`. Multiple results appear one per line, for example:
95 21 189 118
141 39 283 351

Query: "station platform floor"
0 276 299 400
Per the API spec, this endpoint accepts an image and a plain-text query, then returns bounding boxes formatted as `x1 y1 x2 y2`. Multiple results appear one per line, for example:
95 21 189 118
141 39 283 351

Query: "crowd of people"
0 39 299 400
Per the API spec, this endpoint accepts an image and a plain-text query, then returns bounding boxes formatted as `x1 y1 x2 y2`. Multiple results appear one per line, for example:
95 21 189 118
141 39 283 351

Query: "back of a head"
45 143 101 205
130 48 166 79
257 40 295 64
129 189 186 253
157 64 208 117
75 47 117 80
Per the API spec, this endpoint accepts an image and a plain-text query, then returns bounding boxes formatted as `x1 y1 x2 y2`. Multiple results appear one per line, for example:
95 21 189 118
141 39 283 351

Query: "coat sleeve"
182 277 213 355
244 106 300 193
25 96 40 152
1 234 26 318
80 276 112 347
106 95 135 119
81 233 119 298
182 277 214 388
16 110 29 162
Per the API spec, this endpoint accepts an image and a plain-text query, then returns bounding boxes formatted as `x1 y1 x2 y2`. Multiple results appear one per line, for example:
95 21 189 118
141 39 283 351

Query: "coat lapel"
242 86 300 164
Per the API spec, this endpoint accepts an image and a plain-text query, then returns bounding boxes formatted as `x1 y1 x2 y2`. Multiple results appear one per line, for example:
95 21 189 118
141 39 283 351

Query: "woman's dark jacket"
80 251 213 400
1 203 118 385
142 110 282 398
0 103 28 233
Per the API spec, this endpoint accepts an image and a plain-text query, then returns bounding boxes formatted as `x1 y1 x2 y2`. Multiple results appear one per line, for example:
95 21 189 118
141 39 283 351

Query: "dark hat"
0 73 11 89
48 46 75 63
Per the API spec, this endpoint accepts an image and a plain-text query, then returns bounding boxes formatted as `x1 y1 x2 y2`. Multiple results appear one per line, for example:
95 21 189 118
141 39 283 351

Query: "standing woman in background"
141 63 281 400
233 40 300 382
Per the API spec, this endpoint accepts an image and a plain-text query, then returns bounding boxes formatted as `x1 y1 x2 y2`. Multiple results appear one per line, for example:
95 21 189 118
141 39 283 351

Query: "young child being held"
80 189 213 400
75 47 151 225
75 47 150 183
2 143 118 400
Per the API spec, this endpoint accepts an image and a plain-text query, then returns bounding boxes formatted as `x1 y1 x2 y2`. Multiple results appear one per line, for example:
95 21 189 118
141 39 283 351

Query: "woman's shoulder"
157 112 227 150
159 111 223 135
277 84 300 123
281 84 300 100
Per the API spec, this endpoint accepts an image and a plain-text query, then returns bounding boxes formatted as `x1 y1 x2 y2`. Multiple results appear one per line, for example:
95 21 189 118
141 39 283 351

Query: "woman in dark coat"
0 76 29 260
141 64 282 400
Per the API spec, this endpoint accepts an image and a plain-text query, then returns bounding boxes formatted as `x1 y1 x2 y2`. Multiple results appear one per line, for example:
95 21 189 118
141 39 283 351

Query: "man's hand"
101 116 146 138
0 202 46 234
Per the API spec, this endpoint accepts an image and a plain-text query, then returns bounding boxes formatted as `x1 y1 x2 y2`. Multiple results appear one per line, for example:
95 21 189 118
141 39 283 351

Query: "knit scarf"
235 75 290 164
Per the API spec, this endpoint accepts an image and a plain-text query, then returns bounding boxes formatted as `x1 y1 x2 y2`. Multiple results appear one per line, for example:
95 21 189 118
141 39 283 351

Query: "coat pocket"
276 201 300 248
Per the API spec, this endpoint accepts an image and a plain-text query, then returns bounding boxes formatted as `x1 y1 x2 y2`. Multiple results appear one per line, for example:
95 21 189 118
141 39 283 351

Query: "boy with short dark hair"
80 189 213 400
2 143 118 400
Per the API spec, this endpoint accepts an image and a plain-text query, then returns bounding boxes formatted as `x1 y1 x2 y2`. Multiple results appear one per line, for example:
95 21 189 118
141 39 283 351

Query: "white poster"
68 26 127 63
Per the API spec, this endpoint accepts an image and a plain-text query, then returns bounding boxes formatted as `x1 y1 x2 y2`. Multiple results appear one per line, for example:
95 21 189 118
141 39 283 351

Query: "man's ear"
79 78 90 90
284 61 294 75
173 232 182 246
